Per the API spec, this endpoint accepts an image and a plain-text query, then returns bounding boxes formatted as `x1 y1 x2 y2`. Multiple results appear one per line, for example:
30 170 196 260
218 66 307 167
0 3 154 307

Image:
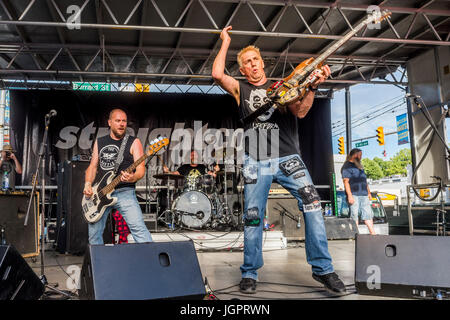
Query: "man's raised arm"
212 26 240 105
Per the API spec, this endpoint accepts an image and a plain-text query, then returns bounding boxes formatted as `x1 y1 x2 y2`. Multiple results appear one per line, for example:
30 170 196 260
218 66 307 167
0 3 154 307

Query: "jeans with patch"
240 154 334 280
88 187 153 244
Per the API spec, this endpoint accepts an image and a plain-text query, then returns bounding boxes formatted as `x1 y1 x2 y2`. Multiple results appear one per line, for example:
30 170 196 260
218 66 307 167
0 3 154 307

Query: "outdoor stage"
28 235 401 300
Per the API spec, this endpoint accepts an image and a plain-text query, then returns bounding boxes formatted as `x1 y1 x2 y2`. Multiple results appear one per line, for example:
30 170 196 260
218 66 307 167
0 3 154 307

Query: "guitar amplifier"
268 183 291 198
265 196 305 240
0 192 39 257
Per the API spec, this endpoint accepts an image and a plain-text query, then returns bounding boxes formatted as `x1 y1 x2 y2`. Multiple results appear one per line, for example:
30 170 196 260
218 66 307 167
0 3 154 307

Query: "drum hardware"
153 173 185 230
152 158 245 230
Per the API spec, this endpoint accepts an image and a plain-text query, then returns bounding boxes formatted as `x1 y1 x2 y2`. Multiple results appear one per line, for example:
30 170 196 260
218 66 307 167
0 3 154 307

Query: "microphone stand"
24 112 71 298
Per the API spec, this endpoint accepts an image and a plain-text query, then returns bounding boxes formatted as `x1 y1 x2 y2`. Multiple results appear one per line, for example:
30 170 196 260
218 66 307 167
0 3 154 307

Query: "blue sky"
330 71 412 160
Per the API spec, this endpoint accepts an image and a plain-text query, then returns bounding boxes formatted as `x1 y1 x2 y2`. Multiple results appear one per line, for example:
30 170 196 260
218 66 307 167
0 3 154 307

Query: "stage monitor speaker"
0 244 44 300
0 192 39 257
79 240 206 300
355 234 450 299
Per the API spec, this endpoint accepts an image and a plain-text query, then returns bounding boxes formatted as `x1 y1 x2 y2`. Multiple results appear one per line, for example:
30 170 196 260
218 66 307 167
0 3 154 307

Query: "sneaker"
239 278 257 294
312 272 346 294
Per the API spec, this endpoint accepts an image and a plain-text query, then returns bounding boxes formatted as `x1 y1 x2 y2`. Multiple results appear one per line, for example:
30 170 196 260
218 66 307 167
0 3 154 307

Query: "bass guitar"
82 136 169 223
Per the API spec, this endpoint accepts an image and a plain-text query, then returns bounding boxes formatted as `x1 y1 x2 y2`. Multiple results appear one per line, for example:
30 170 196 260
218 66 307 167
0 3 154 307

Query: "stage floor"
25 235 403 300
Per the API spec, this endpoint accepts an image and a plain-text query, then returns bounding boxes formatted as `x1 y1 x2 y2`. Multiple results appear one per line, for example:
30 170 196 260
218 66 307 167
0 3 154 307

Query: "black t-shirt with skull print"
96 134 137 189
238 80 301 161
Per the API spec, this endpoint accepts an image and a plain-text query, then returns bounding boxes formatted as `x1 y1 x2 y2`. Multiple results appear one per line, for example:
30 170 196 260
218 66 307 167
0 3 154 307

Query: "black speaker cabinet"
355 234 450 298
0 192 39 257
57 161 89 255
79 241 206 300
0 245 44 300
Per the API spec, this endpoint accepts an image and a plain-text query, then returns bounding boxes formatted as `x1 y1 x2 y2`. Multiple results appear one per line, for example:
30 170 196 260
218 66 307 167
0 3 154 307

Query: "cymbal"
153 173 185 180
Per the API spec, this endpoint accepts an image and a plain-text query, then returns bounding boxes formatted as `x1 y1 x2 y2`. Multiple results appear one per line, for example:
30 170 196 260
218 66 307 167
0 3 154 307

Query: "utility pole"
345 86 352 154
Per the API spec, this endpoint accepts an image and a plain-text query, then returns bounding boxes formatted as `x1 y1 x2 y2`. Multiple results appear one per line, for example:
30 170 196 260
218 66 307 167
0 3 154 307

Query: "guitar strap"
113 133 130 175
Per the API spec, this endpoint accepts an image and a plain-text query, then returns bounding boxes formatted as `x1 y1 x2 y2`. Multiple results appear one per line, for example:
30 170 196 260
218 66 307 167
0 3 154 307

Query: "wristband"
310 86 318 92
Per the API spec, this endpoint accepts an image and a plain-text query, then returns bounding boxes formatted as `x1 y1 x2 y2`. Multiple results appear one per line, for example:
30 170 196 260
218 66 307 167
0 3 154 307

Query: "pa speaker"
0 192 39 257
79 240 206 300
0 245 44 300
355 234 450 298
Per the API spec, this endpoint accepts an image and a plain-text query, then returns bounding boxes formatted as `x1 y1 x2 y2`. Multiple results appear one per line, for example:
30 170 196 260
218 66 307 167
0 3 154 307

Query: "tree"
361 158 384 180
373 157 389 176
386 149 411 176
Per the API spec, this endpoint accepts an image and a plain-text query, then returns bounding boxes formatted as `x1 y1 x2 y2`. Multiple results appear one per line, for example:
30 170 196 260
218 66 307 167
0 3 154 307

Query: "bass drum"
172 190 212 228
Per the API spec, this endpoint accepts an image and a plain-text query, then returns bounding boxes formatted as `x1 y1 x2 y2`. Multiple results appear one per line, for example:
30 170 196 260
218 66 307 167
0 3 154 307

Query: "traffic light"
376 126 385 146
338 136 345 154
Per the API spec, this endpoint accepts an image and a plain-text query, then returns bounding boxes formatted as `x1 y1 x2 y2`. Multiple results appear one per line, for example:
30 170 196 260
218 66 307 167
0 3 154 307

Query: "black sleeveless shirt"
97 134 137 189
238 80 301 160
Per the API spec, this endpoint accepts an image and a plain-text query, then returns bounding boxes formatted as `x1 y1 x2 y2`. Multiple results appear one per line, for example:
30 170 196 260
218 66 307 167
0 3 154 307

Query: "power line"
332 101 406 137
332 97 405 131
332 100 406 135
331 95 406 131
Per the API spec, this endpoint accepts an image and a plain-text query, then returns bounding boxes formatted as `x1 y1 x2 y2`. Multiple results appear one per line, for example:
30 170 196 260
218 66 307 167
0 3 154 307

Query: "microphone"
46 109 57 118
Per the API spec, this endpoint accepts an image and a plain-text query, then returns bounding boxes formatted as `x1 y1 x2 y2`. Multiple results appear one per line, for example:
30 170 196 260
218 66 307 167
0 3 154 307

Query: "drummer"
163 150 218 179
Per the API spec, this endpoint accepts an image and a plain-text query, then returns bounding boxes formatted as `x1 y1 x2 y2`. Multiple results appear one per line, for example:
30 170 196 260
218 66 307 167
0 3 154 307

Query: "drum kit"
153 164 243 230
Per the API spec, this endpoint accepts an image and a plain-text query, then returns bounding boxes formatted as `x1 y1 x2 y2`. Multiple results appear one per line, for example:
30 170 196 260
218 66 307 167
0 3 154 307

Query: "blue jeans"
349 195 373 222
240 154 334 280
88 187 153 244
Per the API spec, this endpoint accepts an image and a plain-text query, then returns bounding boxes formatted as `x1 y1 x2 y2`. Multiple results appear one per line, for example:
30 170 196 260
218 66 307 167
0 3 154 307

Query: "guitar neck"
100 152 151 195
305 17 371 73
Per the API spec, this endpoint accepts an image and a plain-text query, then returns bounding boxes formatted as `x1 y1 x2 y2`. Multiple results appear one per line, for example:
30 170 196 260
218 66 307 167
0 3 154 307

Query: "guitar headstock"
147 136 169 155
368 9 391 24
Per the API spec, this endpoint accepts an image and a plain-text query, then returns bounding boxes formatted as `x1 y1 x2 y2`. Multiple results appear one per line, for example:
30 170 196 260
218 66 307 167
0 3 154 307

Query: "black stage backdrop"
9 90 333 197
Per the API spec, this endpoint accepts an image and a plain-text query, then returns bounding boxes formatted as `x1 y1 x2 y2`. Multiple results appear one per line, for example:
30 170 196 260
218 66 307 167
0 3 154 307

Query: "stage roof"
0 0 449 94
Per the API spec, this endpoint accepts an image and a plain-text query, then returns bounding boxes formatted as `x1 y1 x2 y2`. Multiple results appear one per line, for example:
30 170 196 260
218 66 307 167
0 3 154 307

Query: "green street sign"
73 82 111 91
355 140 368 147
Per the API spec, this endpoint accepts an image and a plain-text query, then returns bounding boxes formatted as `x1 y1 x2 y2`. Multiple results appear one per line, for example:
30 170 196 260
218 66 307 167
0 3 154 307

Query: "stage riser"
150 231 287 250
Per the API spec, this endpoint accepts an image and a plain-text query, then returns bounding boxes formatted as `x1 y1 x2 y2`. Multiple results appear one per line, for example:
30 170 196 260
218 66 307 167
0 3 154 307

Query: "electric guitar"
243 10 391 125
82 136 169 223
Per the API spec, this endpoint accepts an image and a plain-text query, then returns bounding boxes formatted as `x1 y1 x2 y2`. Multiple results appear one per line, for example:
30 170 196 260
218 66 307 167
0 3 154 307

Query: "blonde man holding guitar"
212 26 346 295
83 108 153 244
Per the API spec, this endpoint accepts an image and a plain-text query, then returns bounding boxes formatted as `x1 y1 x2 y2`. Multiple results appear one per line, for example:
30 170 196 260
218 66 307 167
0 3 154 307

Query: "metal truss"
0 0 447 90
0 78 334 99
